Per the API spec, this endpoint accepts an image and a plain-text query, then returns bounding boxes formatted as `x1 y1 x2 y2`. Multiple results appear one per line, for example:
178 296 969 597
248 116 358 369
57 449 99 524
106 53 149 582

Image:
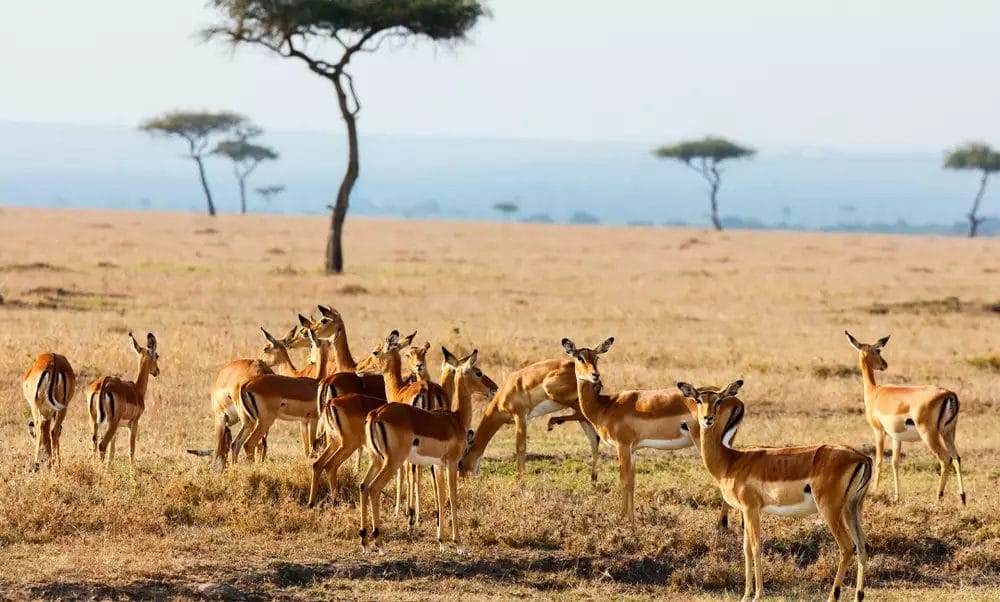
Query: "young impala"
560 338 728 527
359 350 484 555
679 380 871 602
459 347 601 485
86 332 161 470
846 331 966 504
23 353 76 469
230 328 329 462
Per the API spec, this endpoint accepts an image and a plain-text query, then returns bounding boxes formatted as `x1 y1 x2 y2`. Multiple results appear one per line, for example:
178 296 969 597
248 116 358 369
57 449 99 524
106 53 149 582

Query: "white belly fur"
529 399 569 419
763 491 818 517
885 420 921 442
636 434 692 451
407 449 444 466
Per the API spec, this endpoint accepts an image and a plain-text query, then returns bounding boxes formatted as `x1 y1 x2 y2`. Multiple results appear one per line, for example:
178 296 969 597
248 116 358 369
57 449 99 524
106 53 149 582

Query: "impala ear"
128 331 142 354
677 382 700 401
464 349 479 370
318 305 337 318
261 327 280 346
874 335 890 350
595 337 615 355
146 333 157 355
441 346 459 366
387 330 400 348
561 338 577 355
422 341 431 352
298 314 312 327
845 330 863 351
720 379 744 399
400 331 417 347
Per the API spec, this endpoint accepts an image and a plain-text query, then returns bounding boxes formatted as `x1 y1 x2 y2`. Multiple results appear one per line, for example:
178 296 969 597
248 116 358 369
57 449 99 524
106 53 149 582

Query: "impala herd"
21 304 969 602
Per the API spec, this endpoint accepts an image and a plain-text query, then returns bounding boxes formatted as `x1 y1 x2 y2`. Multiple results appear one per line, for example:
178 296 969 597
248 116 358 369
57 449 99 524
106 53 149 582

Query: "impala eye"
475 369 483 377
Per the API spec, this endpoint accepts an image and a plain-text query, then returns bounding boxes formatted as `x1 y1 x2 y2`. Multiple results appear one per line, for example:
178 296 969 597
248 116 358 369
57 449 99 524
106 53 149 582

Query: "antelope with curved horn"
86 332 160 469
679 380 871 602
459 348 601 485
23 353 75 470
359 349 484 555
560 337 729 528
845 331 966 504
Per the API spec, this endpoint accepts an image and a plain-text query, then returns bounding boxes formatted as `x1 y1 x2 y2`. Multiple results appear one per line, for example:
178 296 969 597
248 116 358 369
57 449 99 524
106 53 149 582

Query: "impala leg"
51 411 66 469
213 416 230 472
366 456 403 555
916 424 953 503
230 418 252 464
514 412 528 485
743 507 763 602
615 443 635 526
33 414 50 470
411 464 422 528
394 465 405 516
845 492 869 602
321 443 359 506
578 420 601 484
447 461 463 554
871 429 884 492
242 417 271 463
298 422 312 458
99 417 121 467
941 426 966 505
309 442 340 507
128 421 138 472
741 509 754 602
432 465 447 549
359 452 383 554
819 501 855 602
717 495 730 530
890 438 902 503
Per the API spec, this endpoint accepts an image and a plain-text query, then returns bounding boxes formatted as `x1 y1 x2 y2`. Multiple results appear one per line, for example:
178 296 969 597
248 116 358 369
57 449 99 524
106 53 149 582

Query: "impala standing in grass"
23 352 75 470
846 331 966 504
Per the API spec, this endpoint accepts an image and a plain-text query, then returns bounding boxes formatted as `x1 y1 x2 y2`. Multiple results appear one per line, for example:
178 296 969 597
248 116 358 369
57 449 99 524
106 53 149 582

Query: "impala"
560 338 729 527
285 308 388 397
22 353 75 469
846 331 966 504
308 346 496 509
230 328 329 462
359 349 484 555
679 380 871 602
459 347 601 484
86 332 161 469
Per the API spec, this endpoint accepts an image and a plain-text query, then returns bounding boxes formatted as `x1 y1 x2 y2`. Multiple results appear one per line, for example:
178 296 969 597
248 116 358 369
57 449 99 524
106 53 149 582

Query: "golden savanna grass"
0 207 998 600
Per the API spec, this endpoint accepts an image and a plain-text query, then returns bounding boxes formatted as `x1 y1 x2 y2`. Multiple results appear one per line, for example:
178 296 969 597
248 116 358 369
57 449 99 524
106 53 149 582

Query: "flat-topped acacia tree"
140 111 245 216
206 0 489 273
213 125 279 215
944 142 1000 238
654 136 755 231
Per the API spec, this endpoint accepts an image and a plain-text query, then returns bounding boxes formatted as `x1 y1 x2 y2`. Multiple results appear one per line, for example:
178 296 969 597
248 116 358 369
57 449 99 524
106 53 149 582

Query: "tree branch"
344 70 361 116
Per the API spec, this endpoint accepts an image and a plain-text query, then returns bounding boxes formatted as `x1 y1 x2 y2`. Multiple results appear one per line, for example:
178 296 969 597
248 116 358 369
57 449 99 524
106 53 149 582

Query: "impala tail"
35 364 67 412
938 394 960 429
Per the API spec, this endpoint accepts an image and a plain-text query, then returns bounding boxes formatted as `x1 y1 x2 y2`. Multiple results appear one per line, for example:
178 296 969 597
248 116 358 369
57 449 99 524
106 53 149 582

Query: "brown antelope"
308 346 497 510
560 337 730 527
86 332 160 469
846 331 966 504
230 328 329 462
678 380 871 602
359 349 483 555
459 350 601 484
22 353 75 469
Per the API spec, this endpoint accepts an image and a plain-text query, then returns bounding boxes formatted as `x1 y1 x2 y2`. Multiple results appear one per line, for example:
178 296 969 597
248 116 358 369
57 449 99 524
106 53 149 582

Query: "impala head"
355 329 416 375
442 346 499 401
283 306 345 348
561 337 615 386
678 380 743 432
404 341 431 380
845 330 890 371
259 326 290 365
130 331 160 377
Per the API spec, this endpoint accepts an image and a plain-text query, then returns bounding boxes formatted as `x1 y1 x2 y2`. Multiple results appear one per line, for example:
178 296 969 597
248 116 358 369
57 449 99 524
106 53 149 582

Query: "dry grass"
1 207 999 600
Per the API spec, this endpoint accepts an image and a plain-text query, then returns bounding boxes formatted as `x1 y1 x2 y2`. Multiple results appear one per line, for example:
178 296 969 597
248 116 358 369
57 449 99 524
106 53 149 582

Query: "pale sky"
2 0 998 149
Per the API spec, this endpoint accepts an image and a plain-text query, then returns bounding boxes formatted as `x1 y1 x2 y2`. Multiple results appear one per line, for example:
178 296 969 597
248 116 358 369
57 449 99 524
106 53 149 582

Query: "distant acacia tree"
213 125 279 214
256 185 286 211
206 0 489 274
493 202 518 220
944 142 1000 237
653 136 755 231
139 111 245 216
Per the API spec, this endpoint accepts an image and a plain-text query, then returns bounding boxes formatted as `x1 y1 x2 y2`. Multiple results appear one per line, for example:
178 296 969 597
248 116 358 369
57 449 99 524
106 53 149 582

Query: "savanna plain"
0 207 998 601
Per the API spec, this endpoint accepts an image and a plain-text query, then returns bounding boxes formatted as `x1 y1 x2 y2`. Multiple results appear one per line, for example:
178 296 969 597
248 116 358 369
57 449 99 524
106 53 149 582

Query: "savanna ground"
1 207 998 601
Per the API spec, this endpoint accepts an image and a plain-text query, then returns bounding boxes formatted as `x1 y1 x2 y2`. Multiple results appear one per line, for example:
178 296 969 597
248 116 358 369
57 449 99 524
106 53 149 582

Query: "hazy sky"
2 0 998 149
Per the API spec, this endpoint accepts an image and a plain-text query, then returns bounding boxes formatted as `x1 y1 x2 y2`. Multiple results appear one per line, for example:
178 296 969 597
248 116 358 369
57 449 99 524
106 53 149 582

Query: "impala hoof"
455 544 466 556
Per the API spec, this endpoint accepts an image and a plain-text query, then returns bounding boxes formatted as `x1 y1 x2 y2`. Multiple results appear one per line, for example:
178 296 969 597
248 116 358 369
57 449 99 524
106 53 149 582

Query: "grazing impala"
230 328 329 462
560 338 728 527
846 331 966 504
679 380 871 602
359 349 483 555
308 346 497 509
22 353 75 469
86 332 161 469
459 348 601 484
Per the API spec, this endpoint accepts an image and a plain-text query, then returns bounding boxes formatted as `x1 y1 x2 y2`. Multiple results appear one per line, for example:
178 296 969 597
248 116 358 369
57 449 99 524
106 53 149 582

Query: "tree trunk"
326 73 361 274
708 163 722 231
236 166 247 215
968 171 989 238
193 155 216 217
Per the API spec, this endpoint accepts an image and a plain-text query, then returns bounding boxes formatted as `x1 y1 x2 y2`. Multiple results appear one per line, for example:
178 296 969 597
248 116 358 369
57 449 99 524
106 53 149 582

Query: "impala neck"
439 365 458 394
331 330 356 372
311 342 330 380
272 346 299 377
859 354 878 400
575 377 608 426
381 350 408 402
452 370 473 430
467 397 507 462
134 356 151 401
698 420 737 483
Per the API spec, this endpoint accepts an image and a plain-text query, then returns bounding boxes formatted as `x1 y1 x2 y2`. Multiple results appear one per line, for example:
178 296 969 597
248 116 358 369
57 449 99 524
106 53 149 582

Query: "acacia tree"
944 142 1000 237
139 111 245 216
653 136 755 231
256 184 286 211
206 0 489 273
213 125 279 214
493 202 518 220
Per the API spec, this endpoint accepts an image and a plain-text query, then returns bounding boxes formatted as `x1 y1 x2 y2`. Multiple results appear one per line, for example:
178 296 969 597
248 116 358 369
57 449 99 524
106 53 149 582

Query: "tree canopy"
214 139 279 164
653 137 755 163
944 142 1000 173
